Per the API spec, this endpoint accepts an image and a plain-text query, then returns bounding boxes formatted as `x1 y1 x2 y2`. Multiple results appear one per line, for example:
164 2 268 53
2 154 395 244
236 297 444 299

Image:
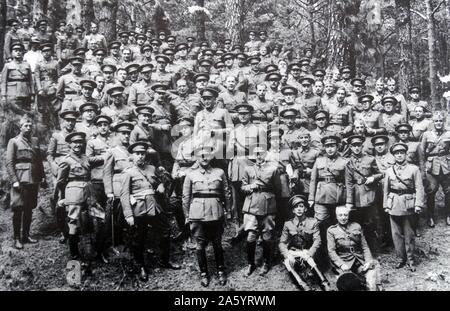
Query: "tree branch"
411 9 427 20
432 0 446 16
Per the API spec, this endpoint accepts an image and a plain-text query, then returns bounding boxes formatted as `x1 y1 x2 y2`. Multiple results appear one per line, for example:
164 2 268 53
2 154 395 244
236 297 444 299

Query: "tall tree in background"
153 0 170 34
32 0 47 21
0 0 6 69
225 0 243 46
326 0 362 72
193 0 206 40
395 0 413 93
93 0 118 42
425 0 440 106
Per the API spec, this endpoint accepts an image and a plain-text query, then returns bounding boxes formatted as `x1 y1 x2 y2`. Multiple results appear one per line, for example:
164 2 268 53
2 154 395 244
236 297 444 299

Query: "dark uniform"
383 143 425 269
120 142 178 280
6 118 45 248
327 219 381 291
182 145 232 286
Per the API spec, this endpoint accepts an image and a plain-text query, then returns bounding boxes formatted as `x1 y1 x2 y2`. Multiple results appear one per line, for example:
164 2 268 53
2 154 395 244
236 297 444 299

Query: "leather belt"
8 78 28 82
67 177 90 182
318 176 343 183
389 188 415 195
15 159 31 163
193 193 221 198
179 162 194 168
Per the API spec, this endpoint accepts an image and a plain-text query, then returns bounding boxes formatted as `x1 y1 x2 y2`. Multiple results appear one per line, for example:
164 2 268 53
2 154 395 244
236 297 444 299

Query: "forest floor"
0 169 449 291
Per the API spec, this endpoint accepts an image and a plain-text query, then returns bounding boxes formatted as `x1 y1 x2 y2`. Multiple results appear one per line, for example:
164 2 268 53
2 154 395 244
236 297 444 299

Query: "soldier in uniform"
245 56 266 96
420 111 450 227
383 143 425 271
244 31 261 56
279 195 330 291
121 141 181 281
86 115 114 262
227 104 265 240
241 144 280 276
385 77 408 120
35 43 61 130
290 130 321 202
153 54 176 89
324 87 353 137
182 144 232 287
346 78 365 108
56 56 84 112
101 86 134 124
354 95 384 136
297 77 323 130
128 64 154 107
75 99 98 136
83 48 105 78
309 135 347 239
407 86 432 120
6 115 46 249
218 75 247 121
103 122 135 247
56 24 81 68
126 63 140 84
1 42 35 144
327 205 382 291
17 17 35 52
169 79 201 123
286 62 303 91
310 109 332 150
71 79 98 112
379 96 405 146
248 83 275 124
279 108 302 151
82 22 107 62
4 18 21 61
104 41 122 66
409 105 432 141
344 135 383 251
321 79 336 107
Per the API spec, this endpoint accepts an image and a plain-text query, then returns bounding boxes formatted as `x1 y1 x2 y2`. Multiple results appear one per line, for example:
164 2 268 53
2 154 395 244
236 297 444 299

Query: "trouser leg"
196 240 208 274
131 216 148 266
12 210 22 239
404 215 415 263
22 207 33 240
390 215 406 262
246 241 257 266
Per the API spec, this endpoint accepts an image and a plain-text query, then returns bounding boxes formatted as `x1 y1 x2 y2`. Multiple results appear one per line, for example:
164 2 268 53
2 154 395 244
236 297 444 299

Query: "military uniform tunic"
103 145 134 198
128 80 154 107
279 216 321 258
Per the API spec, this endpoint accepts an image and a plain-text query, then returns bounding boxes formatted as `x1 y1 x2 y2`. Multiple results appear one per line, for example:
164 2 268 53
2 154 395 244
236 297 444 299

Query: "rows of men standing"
2 17 449 290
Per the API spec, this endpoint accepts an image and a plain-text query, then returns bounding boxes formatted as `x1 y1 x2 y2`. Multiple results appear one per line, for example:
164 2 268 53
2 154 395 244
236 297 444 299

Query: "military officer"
83 48 106 78
409 105 433 141
103 122 135 247
101 86 134 124
297 77 323 130
218 75 247 121
169 79 201 123
248 83 275 124
71 79 98 112
246 56 266 95
4 18 21 61
379 96 404 145
383 143 425 271
344 135 383 251
280 108 303 150
347 78 365 108
55 132 93 262
153 54 175 89
6 115 46 249
86 115 114 262
1 42 35 143
327 205 382 291
310 109 332 150
75 102 99 139
286 62 303 91
128 64 155 107
420 111 450 227
104 41 122 66
121 141 181 281
385 77 408 120
309 135 347 237
56 56 85 112
279 195 330 291
354 95 385 136
35 43 61 128
324 87 353 137
82 22 107 61
242 144 280 276
244 31 262 56
407 86 432 120
182 144 233 287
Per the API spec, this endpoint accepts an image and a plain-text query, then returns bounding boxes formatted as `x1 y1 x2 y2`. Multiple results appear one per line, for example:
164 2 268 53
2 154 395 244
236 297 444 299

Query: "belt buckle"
356 178 364 185
349 247 354 253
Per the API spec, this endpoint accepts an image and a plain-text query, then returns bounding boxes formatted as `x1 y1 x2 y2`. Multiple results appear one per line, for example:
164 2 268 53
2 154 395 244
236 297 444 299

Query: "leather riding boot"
427 196 435 227
212 240 225 269
22 209 37 244
246 241 256 276
196 249 208 274
68 234 80 260
260 240 273 275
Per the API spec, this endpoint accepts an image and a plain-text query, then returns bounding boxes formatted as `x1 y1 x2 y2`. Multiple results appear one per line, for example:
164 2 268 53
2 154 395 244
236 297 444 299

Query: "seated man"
327 205 383 291
279 195 330 291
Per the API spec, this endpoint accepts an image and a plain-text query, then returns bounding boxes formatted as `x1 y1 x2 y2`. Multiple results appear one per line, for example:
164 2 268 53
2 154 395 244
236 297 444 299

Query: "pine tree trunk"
225 0 243 47
93 0 118 42
33 0 47 22
0 0 6 69
395 0 413 93
426 0 439 106
194 0 206 41
66 0 83 27
81 0 95 31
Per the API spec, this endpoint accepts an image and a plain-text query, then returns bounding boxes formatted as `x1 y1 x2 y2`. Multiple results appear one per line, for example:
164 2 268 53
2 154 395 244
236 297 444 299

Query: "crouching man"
279 195 330 291
327 205 383 291
120 142 181 282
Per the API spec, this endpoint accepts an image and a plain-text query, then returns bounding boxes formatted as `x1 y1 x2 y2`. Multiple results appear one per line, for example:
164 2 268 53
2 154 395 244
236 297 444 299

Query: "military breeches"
425 173 450 218
190 219 225 271
389 215 415 262
315 203 337 249
243 213 276 242
66 204 91 235
129 213 171 265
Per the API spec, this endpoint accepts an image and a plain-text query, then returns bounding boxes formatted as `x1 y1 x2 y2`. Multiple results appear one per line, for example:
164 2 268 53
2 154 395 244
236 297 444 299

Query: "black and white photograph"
0 0 449 296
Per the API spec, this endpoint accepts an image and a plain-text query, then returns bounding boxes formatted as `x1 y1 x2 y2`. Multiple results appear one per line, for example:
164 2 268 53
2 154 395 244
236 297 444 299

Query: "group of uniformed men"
3 17 450 291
